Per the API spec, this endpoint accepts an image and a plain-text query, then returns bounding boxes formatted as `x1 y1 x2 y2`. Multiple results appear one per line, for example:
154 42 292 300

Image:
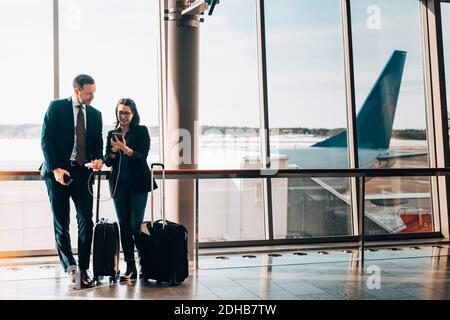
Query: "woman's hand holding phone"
111 133 126 153
113 133 124 142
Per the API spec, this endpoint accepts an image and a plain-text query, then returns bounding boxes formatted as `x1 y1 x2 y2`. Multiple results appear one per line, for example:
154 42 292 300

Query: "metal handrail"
1 167 450 179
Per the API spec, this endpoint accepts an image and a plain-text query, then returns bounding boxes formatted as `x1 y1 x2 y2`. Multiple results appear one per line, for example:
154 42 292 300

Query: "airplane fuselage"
278 147 391 169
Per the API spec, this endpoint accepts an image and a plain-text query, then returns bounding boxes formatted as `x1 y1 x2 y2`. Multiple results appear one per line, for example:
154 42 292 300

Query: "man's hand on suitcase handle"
85 159 103 170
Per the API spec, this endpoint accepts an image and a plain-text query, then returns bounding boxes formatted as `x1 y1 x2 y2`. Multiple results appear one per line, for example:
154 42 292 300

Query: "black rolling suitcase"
139 163 189 285
92 171 120 284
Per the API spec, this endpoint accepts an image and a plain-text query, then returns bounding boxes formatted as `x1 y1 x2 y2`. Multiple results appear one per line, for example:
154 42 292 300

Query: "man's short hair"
73 74 95 90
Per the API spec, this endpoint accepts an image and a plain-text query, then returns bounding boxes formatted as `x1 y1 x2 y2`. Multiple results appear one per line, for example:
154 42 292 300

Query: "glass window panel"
199 179 266 242
199 0 261 169
352 1 434 235
364 177 433 234
0 179 117 252
0 175 168 252
264 0 351 238
265 0 348 170
272 177 353 238
0 0 53 170
59 0 160 163
351 0 429 167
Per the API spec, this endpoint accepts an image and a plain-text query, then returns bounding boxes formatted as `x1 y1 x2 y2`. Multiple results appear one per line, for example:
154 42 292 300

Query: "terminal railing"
3 167 450 179
1 167 450 267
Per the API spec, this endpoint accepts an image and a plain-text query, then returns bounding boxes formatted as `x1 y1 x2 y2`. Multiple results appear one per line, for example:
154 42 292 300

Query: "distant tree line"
202 126 427 140
0 124 427 140
391 129 427 140
201 126 341 137
0 124 41 139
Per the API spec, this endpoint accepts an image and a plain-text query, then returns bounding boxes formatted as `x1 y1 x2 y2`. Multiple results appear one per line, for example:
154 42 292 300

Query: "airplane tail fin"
312 50 407 149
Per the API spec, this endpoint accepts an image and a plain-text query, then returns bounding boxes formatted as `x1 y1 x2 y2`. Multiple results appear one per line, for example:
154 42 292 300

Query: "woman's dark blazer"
104 125 157 194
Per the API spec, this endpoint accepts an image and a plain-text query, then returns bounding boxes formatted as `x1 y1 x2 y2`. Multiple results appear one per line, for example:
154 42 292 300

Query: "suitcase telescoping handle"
95 170 101 223
150 163 166 228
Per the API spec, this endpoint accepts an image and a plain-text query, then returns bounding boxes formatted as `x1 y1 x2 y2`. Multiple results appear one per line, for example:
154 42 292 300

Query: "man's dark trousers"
45 165 94 271
41 98 103 272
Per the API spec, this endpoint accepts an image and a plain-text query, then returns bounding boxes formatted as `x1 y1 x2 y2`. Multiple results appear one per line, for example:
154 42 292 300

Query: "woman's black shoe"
120 270 138 281
120 262 138 281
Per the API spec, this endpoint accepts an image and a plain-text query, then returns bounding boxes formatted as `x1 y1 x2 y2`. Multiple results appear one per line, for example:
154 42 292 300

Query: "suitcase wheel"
170 272 183 286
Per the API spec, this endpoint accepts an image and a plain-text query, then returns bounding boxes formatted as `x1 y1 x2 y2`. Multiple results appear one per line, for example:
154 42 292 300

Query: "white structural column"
164 0 200 261
340 0 361 240
423 0 450 239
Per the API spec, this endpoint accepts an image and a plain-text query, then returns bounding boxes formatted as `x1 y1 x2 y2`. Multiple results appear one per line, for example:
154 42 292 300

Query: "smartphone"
112 133 124 142
63 175 74 186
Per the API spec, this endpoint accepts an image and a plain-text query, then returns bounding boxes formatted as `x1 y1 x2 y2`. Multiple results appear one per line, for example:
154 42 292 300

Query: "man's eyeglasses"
118 111 132 117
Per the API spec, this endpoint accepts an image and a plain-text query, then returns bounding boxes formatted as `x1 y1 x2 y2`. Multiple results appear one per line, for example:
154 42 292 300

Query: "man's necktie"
75 106 87 166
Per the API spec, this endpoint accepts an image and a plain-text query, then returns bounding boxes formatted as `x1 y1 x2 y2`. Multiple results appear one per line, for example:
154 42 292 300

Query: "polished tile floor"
1 243 450 300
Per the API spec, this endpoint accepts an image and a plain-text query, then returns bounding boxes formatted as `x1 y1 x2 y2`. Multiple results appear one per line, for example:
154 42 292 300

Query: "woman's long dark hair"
115 98 140 129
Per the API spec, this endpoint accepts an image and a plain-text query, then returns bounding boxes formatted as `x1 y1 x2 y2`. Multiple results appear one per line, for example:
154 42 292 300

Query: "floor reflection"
1 243 450 300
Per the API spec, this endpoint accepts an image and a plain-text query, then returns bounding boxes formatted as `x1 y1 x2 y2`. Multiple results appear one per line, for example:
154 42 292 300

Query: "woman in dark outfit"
104 98 155 280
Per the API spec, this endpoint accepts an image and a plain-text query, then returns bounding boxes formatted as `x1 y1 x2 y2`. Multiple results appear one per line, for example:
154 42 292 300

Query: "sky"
0 0 448 130
201 0 431 129
0 0 159 127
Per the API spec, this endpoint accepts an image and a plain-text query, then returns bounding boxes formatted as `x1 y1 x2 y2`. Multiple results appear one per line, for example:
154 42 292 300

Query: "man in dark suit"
41 74 104 288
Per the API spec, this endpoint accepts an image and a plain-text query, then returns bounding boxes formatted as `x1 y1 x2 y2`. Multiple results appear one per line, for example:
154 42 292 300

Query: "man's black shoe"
80 270 95 288
120 263 138 282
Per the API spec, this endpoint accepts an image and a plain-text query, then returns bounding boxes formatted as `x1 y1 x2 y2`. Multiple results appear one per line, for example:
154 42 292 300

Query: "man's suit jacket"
40 97 103 177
